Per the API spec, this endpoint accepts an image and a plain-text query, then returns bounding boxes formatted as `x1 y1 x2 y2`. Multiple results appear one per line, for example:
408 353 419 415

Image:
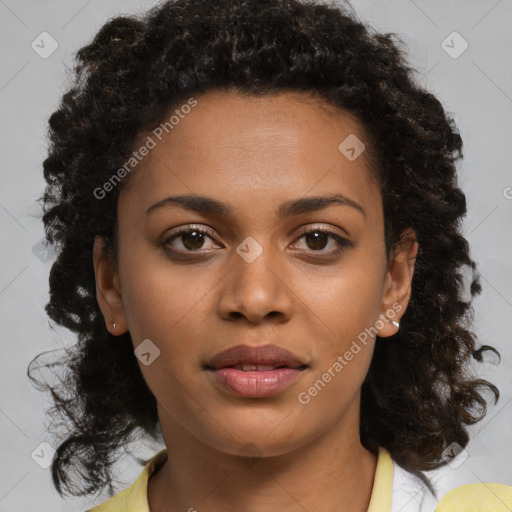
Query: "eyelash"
162 224 352 257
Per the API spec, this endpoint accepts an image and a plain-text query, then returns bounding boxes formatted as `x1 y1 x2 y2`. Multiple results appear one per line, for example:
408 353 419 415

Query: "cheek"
293 297 377 426
120 250 217 344
333 279 384 344
293 255 385 395
295 254 385 345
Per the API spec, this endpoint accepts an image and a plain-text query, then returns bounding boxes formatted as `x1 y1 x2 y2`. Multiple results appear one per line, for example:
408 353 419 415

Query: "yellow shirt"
85 447 512 512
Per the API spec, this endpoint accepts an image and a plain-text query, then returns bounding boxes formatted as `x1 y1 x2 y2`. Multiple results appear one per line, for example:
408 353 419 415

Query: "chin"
197 413 311 459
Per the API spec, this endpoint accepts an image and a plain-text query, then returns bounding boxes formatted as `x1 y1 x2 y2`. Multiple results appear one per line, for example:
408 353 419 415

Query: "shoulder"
390 454 512 512
84 448 168 512
436 482 512 511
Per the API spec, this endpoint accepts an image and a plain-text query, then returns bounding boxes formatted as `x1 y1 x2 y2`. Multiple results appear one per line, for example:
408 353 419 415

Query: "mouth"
220 363 308 371
204 344 308 398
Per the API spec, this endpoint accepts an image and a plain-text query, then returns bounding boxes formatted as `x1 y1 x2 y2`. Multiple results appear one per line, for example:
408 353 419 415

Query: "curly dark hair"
28 0 500 499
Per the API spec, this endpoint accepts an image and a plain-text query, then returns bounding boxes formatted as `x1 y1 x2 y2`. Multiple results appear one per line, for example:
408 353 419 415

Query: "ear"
93 236 128 335
377 228 418 338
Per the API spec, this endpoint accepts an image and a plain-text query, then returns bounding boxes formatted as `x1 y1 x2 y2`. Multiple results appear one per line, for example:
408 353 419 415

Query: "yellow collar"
87 446 393 512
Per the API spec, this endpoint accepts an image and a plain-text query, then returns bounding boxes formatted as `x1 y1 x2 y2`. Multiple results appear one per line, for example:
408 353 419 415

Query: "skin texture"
93 90 418 511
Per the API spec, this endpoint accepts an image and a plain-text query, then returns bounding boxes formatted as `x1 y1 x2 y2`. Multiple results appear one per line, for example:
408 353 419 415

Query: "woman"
29 0 512 510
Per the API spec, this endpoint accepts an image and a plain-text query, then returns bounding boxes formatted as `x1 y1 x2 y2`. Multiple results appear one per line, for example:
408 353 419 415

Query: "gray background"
0 0 511 510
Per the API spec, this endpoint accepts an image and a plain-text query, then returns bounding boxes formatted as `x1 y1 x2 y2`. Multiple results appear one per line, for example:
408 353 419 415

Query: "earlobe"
93 236 128 335
377 228 418 338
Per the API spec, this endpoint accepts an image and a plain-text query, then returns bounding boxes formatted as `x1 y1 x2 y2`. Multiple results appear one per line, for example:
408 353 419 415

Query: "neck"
148 404 378 512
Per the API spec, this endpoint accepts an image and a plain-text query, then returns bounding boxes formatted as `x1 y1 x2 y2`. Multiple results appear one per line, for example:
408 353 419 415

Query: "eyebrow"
146 193 365 218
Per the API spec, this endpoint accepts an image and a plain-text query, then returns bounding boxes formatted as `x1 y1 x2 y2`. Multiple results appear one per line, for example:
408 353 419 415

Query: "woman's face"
94 90 416 457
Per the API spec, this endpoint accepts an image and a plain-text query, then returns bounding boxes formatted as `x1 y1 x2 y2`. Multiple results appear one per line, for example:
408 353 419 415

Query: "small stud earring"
391 320 399 328
111 321 116 330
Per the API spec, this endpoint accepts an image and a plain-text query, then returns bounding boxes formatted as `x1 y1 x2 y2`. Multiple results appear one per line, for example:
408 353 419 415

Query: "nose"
216 241 293 325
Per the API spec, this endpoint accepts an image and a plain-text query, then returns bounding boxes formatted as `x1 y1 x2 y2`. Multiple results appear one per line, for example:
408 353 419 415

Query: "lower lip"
209 367 305 398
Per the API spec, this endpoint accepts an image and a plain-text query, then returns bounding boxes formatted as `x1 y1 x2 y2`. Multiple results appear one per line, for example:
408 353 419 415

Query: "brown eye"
303 231 330 251
177 230 207 250
292 227 352 254
163 225 219 253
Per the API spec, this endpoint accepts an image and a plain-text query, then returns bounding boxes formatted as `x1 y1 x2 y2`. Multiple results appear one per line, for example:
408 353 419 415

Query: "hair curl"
28 0 500 499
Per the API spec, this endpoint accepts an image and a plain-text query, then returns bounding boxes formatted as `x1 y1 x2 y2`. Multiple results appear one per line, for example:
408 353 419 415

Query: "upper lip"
205 344 307 370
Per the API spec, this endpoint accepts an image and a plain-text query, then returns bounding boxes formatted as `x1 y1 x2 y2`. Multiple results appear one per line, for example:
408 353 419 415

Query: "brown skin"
93 90 418 512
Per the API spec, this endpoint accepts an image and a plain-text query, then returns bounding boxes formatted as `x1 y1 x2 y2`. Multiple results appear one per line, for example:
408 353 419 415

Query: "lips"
205 344 308 398
205 344 307 371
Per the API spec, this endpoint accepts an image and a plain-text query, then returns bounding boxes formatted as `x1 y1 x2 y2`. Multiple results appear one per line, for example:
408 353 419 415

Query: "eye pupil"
182 231 205 250
305 231 328 250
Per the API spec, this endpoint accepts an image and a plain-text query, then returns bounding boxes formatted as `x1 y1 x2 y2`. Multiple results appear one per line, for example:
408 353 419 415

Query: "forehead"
120 90 381 222
147 90 368 166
